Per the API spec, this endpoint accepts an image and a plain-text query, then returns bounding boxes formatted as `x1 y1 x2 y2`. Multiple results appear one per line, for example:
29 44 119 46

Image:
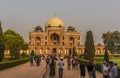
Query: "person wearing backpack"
103 63 110 78
79 61 86 78
49 60 55 78
87 59 96 78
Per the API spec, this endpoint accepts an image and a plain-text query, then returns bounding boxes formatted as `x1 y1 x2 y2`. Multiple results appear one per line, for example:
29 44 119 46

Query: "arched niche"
50 33 60 45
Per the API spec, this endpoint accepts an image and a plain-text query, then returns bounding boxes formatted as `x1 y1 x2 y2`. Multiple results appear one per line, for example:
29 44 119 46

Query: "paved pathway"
0 59 103 78
47 59 103 78
0 60 46 78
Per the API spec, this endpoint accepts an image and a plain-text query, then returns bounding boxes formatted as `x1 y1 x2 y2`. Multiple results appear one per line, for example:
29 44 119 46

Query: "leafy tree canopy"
102 31 120 54
4 29 26 50
4 29 28 59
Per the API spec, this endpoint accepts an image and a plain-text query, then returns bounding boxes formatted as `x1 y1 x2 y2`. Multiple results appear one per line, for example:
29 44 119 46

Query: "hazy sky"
0 0 120 44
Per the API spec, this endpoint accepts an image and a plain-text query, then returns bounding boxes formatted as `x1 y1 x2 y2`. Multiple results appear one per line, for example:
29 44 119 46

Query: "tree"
30 50 35 56
10 42 20 59
72 47 77 58
117 46 120 54
22 42 28 50
0 43 5 61
84 31 95 60
21 52 27 58
3 29 27 59
69 48 72 56
4 29 25 50
0 21 5 62
104 46 109 62
102 31 120 55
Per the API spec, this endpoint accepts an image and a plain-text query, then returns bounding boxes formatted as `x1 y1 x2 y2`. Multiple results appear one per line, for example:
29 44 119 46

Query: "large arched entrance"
35 36 41 45
52 48 56 54
50 33 60 45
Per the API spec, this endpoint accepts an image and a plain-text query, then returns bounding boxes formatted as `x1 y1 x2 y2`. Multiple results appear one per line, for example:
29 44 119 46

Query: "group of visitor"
79 59 118 78
45 54 64 78
29 54 118 78
101 61 118 78
67 57 79 70
29 54 41 66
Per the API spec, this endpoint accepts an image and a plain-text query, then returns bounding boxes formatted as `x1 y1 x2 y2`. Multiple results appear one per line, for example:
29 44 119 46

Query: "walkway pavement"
0 59 103 78
47 59 103 78
0 60 46 78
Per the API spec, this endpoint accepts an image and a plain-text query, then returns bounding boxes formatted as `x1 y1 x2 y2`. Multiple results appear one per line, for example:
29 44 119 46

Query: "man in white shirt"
110 62 118 78
101 61 106 72
58 58 64 78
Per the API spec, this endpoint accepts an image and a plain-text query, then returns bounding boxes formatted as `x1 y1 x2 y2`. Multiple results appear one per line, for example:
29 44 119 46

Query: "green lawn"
94 56 120 69
3 55 11 61
110 58 120 67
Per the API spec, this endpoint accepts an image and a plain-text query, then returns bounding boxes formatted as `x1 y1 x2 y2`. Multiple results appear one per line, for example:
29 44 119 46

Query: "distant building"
28 16 104 55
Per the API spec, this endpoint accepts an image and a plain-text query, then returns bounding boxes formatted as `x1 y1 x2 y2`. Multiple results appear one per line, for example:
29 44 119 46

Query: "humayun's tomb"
28 16 104 55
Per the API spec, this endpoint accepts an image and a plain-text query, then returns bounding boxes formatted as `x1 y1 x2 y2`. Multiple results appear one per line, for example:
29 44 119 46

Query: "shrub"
0 58 29 70
21 52 28 58
94 57 104 62
75 58 88 64
95 54 120 57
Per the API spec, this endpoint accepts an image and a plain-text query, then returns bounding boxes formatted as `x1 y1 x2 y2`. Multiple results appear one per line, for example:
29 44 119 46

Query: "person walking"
45 56 50 68
67 57 71 70
75 59 79 70
29 55 34 66
79 61 86 78
101 61 107 77
58 58 64 78
72 58 76 70
36 56 41 66
101 61 106 72
87 59 95 78
93 61 97 78
49 60 56 78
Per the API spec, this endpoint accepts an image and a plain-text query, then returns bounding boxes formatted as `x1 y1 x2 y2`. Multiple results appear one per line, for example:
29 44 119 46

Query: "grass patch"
3 55 11 61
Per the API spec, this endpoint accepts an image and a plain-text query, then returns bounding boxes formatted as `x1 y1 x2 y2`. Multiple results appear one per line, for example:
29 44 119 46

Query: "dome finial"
54 13 56 17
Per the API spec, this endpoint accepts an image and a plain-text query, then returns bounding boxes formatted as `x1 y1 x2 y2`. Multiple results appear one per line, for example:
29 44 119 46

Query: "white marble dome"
45 16 64 28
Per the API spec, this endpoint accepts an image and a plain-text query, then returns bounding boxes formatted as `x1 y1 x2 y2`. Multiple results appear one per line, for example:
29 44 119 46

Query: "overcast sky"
0 0 120 44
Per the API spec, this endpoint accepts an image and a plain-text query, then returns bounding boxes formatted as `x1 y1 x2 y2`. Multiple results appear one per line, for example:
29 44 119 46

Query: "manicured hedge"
0 58 29 70
76 58 88 63
94 57 104 62
95 54 120 57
